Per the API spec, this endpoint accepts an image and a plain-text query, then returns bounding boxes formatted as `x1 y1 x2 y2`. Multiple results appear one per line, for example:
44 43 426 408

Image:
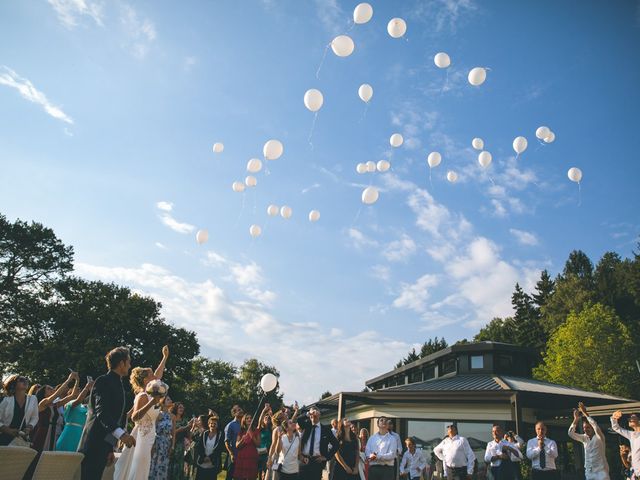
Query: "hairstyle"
106 346 130 370
27 384 40 396
405 437 416 446
230 404 242 416
359 428 369 440
208 415 219 426
377 416 388 426
337 419 352 442
35 385 50 402
170 402 184 416
535 421 546 428
129 367 152 394
3 375 28 396
241 413 253 431
198 414 208 427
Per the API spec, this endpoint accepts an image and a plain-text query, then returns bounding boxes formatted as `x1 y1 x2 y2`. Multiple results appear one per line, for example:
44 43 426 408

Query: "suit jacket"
0 395 39 430
195 430 225 471
297 416 339 461
78 370 126 453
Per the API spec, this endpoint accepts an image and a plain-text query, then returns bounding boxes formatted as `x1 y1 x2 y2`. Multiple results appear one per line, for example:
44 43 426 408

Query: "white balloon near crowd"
232 181 245 193
212 142 224 154
280 206 293 219
308 210 321 222
390 133 404 147
331 35 355 57
377 160 390 172
366 160 377 173
356 163 367 174
249 224 262 238
362 186 379 205
245 176 257 188
358 83 373 103
387 18 407 38
260 373 278 392
513 136 528 155
267 205 279 217
304 89 324 112
468 67 487 86
353 3 373 24
472 138 484 150
263 139 283 160
447 171 458 183
434 52 451 69
427 152 442 168
478 151 492 168
196 230 209 245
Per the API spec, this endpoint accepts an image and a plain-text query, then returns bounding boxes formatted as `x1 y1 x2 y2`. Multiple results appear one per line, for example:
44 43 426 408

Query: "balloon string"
429 168 433 190
345 20 355 33
351 205 362 226
578 182 582 207
440 69 450 96
234 193 246 228
488 175 495 186
358 102 369 124
316 44 330 79
308 112 318 149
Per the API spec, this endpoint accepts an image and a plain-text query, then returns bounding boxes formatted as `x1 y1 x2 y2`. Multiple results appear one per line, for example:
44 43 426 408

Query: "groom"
79 346 136 480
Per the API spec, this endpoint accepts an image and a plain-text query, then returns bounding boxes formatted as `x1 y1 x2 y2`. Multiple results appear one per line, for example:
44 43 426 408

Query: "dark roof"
385 374 502 392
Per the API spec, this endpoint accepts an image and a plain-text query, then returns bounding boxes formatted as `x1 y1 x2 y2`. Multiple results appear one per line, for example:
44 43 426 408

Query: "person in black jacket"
195 414 225 480
78 347 136 480
297 407 340 480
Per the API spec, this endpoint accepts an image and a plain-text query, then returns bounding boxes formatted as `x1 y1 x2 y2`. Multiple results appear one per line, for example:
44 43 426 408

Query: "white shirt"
366 432 397 466
0 395 39 430
611 416 640 475
303 423 322 457
484 440 522 467
390 431 403 457
434 435 476 474
401 448 427 478
568 417 608 475
279 434 300 474
526 437 558 471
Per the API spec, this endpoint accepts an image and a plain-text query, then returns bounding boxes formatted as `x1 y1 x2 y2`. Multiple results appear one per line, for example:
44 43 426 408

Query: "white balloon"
212 142 224 153
280 206 292 219
245 175 257 187
331 35 355 57
536 126 551 140
478 151 492 168
232 181 245 193
195 229 209 245
472 138 484 150
260 373 278 392
353 2 373 24
267 204 279 217
304 89 324 112
390 133 404 147
361 186 379 205
356 163 367 174
246 158 263 173
513 136 528 154
263 139 284 160
308 210 321 222
447 171 458 183
468 67 487 86
543 131 556 143
434 52 451 69
568 167 582 183
366 160 377 173
358 83 373 103
427 152 441 168
377 160 391 172
387 18 407 38
249 224 262 238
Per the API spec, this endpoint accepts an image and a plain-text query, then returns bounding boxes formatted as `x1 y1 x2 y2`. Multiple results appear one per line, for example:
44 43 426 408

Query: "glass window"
423 365 436 380
406 420 452 456
441 358 456 374
471 355 484 369
408 369 423 384
456 422 494 480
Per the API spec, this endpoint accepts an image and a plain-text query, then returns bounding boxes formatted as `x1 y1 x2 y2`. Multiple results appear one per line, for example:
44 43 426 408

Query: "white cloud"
347 228 378 250
74 260 410 404
380 173 416 193
48 0 104 28
382 234 416 262
183 56 197 72
159 214 194 234
509 228 539 246
119 4 156 59
154 242 167 250
156 201 173 212
393 274 439 313
390 105 439 151
370 265 391 282
0 66 73 124
301 183 321 194
409 0 478 33
313 0 345 36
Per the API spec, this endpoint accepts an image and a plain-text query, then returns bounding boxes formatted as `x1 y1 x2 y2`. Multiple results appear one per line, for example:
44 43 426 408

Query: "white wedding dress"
114 392 160 480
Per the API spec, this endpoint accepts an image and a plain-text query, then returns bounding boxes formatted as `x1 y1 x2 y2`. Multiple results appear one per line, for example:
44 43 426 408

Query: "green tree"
177 357 236 419
511 283 546 352
533 303 637 398
230 359 283 419
563 250 594 282
320 391 333 400
419 337 448 358
473 317 517 343
532 270 555 311
540 275 594 334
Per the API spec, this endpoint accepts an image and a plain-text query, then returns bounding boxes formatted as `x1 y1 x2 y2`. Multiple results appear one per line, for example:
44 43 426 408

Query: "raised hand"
613 410 623 420
162 345 170 358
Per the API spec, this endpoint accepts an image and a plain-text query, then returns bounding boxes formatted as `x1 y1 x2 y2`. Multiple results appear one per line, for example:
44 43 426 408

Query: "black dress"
0 397 26 446
334 437 360 480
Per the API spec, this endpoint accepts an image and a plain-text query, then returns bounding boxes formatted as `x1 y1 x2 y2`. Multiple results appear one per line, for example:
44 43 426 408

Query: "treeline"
0 214 283 421
395 248 640 399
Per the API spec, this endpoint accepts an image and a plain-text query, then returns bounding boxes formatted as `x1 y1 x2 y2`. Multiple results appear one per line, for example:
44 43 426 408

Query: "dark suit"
297 416 340 480
78 370 126 480
194 430 224 480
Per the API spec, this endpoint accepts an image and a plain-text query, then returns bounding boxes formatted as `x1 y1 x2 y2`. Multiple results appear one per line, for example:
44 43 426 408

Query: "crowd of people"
1 345 640 480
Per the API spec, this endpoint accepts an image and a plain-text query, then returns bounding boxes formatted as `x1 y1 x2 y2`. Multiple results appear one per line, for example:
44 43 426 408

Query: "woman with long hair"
169 402 191 480
56 377 95 451
258 410 273 480
114 345 169 480
234 406 270 480
150 395 176 479
274 419 301 480
0 374 38 446
334 418 360 480
358 428 369 480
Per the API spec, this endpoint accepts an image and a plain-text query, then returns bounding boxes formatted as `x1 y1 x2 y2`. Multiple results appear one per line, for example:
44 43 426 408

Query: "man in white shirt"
526 422 558 480
388 420 404 480
400 437 427 480
434 424 475 480
485 424 521 480
568 403 609 480
611 410 640 480
366 416 398 480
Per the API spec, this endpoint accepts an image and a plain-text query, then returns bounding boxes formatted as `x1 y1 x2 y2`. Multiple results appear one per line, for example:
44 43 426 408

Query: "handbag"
9 416 30 447
272 435 297 472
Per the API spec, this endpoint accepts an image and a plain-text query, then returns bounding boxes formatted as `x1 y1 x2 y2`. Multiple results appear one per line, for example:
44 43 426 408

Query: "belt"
370 465 394 468
66 422 85 427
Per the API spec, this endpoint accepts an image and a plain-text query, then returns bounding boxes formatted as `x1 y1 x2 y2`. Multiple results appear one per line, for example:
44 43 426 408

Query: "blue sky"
1 0 639 403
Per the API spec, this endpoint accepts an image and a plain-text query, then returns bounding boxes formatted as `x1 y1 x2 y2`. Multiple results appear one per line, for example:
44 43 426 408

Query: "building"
314 342 637 480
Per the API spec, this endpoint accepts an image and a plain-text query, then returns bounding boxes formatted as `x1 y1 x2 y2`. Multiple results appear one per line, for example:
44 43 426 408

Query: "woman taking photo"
32 371 79 451
334 418 359 480
194 415 224 480
56 377 94 451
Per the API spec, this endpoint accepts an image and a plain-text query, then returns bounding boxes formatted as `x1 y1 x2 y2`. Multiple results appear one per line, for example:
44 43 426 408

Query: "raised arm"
39 372 76 410
154 345 169 380
611 411 631 440
71 380 94 408
568 409 585 442
579 403 605 443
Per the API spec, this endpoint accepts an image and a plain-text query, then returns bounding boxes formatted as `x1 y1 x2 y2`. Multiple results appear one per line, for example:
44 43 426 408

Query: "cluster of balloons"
433 52 488 87
356 160 390 174
535 125 556 144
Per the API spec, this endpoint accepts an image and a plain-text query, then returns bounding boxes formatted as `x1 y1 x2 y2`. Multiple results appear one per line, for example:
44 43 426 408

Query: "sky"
1 0 639 404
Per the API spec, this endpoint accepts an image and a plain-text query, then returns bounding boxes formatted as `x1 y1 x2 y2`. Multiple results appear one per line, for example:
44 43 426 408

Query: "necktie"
309 425 317 456
539 440 546 469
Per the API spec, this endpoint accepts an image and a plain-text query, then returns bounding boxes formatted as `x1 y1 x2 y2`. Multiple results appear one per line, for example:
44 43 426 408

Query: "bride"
114 346 169 480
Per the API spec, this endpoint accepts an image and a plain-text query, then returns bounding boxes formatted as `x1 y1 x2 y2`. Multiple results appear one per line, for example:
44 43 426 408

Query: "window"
470 355 484 369
406 420 453 453
423 365 436 380
408 369 423 384
441 357 456 374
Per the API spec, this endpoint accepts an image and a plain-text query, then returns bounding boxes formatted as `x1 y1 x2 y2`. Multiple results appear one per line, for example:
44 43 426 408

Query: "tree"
563 250 594 282
230 359 283 420
177 357 236 420
511 284 546 352
532 270 555 311
419 337 448 358
540 275 594 335
320 391 333 400
533 303 637 398
473 317 517 343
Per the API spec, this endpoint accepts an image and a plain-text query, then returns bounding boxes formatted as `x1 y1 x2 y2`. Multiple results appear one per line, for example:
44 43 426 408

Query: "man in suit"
79 346 136 480
297 406 340 480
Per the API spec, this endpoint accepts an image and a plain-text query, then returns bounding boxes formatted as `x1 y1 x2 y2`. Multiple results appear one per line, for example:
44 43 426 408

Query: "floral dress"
150 410 173 480
170 417 189 480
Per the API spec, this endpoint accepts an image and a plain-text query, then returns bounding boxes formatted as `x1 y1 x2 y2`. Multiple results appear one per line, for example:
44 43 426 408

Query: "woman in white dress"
114 346 169 480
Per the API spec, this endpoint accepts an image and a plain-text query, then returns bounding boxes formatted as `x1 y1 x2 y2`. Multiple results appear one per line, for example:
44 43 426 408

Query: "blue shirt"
225 419 241 455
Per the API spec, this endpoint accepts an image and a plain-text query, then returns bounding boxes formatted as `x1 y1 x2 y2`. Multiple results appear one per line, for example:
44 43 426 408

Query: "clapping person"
298 407 340 480
568 403 609 480
334 418 360 480
485 424 521 480
0 374 38 446
366 417 397 480
526 422 558 480
611 410 640 480
400 438 426 480
56 376 95 451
